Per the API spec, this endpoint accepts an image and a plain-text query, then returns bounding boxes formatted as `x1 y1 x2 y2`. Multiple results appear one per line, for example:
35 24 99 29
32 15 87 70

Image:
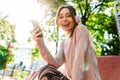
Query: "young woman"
32 5 101 80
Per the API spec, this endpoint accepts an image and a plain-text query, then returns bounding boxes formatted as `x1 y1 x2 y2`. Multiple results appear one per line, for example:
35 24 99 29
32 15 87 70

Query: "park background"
0 0 120 80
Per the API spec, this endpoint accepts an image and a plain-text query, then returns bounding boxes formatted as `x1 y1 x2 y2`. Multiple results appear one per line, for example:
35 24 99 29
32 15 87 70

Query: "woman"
32 5 101 80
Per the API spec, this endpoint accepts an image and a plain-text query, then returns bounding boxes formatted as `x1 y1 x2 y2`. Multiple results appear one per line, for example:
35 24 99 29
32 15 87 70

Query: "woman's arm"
36 40 65 68
32 21 65 68
36 40 58 66
72 25 89 80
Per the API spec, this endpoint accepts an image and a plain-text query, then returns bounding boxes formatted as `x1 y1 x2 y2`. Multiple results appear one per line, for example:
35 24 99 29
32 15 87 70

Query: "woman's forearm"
36 40 59 68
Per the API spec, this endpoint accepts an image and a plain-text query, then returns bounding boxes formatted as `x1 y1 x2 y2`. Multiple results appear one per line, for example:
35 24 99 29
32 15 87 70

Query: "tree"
86 1 120 55
36 0 120 55
0 15 16 78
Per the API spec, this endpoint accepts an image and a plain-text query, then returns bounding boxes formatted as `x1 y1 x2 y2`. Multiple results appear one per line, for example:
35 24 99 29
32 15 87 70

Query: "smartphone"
31 20 40 28
31 20 43 37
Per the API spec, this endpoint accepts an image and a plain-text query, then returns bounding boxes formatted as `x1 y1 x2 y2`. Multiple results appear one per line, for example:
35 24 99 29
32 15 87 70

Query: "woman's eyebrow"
59 12 70 16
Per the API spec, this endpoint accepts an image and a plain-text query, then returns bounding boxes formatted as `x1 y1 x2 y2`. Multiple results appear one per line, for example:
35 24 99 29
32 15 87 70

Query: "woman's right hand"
31 20 43 44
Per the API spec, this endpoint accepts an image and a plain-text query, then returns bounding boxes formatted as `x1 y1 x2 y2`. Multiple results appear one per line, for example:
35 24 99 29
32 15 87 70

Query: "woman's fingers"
33 27 42 35
31 20 44 44
36 32 43 38
32 28 43 40
31 20 42 33
33 27 40 33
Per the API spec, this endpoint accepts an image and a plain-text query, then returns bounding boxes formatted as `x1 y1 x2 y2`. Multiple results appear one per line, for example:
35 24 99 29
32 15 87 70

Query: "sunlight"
0 0 47 71
0 0 46 48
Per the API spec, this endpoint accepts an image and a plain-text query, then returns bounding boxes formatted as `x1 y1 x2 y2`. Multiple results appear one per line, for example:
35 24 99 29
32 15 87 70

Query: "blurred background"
0 0 120 80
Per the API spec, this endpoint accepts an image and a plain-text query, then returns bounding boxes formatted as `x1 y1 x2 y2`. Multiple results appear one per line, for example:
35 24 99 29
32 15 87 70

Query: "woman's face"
57 8 75 32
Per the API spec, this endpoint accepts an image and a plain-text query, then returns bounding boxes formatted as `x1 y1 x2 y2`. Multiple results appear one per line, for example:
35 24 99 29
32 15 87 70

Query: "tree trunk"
2 43 11 79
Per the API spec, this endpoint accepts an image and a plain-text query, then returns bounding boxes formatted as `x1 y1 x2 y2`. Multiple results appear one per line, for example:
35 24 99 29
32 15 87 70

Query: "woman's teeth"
62 23 69 26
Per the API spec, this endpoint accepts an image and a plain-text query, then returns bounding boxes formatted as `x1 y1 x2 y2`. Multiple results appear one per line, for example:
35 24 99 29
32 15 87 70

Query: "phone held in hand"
31 20 43 38
31 20 40 28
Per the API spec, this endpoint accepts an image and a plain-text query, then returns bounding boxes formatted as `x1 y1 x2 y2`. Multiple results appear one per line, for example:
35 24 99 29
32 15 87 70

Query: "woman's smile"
62 22 70 27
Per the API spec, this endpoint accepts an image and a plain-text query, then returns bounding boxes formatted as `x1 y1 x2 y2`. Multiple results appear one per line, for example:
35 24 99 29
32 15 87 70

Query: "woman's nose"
63 17 67 20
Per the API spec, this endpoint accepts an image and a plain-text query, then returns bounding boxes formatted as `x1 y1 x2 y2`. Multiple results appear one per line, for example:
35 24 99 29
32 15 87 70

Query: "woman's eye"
59 16 63 18
67 14 71 17
58 14 71 19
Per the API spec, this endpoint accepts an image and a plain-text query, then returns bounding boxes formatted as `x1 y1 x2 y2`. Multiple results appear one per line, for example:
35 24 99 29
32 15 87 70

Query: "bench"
98 56 120 80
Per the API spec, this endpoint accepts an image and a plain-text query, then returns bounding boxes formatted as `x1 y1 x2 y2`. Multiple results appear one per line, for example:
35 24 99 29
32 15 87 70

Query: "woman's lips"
62 22 70 27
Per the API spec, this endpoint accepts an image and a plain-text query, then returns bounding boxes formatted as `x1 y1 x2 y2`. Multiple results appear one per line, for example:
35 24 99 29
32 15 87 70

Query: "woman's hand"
31 20 43 44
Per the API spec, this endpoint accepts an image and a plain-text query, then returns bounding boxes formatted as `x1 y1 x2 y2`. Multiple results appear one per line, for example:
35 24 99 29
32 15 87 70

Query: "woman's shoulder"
75 23 88 33
59 39 66 46
73 24 90 41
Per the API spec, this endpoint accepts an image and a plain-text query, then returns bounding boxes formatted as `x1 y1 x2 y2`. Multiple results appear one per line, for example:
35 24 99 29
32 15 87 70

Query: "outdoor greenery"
0 0 120 79
12 62 29 80
37 0 120 56
29 47 42 71
0 16 16 70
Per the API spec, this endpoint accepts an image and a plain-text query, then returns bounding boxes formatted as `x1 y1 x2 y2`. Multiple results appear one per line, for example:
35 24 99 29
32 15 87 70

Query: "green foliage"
0 45 7 69
0 45 14 69
30 47 41 59
0 16 15 43
63 0 120 55
0 15 16 70
36 0 120 55
86 1 120 55
9 61 29 80
13 68 29 80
